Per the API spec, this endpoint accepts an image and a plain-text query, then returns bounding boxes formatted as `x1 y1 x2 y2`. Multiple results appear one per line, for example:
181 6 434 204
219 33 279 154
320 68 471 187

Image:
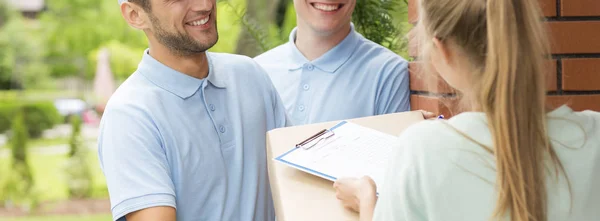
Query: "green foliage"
2 112 39 211
0 1 16 89
40 0 148 79
68 115 82 157
0 152 107 203
0 10 52 90
211 0 245 53
86 41 144 82
0 101 19 133
353 0 408 54
21 102 62 138
0 101 61 138
38 0 251 81
11 112 30 168
220 0 295 54
65 115 93 199
221 0 271 53
1 214 113 221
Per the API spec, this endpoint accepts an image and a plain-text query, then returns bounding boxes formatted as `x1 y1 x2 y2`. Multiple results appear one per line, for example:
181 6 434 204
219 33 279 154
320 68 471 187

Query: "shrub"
0 100 61 138
22 102 62 138
0 101 19 133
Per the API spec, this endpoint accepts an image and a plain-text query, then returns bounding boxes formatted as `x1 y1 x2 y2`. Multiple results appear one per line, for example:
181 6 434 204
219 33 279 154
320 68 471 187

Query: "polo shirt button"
304 63 314 71
303 84 310 91
298 105 305 112
209 104 215 111
219 125 226 133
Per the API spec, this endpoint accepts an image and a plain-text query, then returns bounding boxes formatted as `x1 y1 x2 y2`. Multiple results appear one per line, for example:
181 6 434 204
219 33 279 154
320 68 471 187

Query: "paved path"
0 124 99 147
0 141 98 158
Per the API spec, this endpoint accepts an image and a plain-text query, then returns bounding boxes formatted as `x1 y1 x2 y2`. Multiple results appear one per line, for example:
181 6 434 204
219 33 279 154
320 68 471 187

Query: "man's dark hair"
128 0 151 12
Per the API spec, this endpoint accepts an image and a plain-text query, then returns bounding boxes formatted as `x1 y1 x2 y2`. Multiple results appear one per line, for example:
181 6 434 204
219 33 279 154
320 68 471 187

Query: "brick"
539 0 557 17
407 0 556 24
562 0 600 16
409 62 455 93
562 58 600 91
547 95 600 111
546 60 558 92
548 21 600 54
410 95 459 118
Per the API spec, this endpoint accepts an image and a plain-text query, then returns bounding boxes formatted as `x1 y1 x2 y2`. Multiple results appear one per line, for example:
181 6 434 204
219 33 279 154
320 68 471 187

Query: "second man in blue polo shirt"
255 0 411 125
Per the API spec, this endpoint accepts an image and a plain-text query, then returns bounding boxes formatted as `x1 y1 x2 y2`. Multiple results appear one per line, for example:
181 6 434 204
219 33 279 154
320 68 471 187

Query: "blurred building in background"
6 0 45 19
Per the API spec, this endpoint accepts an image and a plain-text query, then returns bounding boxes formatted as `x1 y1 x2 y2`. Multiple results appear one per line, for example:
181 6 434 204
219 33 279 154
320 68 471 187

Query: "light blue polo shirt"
98 50 288 221
254 25 410 125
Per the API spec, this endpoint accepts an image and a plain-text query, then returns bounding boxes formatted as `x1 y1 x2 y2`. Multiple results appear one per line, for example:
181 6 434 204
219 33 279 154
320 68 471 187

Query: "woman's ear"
121 2 150 30
432 37 453 65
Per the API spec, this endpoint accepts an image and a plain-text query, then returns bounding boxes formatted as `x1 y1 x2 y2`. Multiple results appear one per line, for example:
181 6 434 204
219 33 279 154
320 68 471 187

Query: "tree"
65 115 93 199
68 115 82 157
10 112 32 185
0 2 51 90
2 111 38 211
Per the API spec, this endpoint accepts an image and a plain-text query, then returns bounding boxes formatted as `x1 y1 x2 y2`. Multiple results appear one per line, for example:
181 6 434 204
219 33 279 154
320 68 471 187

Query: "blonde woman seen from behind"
333 0 600 220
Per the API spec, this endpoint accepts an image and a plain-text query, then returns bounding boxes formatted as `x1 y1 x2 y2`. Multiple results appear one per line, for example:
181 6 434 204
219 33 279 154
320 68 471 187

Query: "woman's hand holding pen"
417 110 443 120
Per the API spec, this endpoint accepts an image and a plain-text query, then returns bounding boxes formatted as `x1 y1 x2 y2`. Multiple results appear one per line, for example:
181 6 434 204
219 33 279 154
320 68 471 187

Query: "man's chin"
308 22 345 36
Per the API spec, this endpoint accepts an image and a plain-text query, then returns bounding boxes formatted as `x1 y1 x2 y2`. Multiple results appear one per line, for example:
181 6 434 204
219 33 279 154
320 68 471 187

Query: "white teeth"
199 17 209 25
313 3 340 12
188 17 210 26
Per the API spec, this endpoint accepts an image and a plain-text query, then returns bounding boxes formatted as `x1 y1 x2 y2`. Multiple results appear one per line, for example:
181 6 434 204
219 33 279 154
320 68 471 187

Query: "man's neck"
147 41 209 80
294 23 352 61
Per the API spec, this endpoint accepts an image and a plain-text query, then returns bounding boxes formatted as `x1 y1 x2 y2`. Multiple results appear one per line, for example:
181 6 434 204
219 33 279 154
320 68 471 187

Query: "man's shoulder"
206 52 278 91
103 73 164 115
354 33 408 66
253 43 291 65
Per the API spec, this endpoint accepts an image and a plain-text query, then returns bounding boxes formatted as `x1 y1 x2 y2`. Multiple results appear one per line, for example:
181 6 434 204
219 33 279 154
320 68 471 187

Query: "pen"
296 129 327 148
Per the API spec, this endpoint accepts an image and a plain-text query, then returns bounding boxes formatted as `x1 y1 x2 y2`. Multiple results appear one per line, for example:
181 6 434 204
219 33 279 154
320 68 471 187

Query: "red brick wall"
408 0 600 117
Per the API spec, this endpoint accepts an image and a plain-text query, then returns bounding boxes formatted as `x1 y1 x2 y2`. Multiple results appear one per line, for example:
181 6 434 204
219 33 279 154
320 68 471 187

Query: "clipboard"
273 120 399 188
274 121 349 182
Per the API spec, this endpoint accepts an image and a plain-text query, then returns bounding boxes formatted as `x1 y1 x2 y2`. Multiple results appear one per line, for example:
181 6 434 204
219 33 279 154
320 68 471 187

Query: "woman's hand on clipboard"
333 176 377 214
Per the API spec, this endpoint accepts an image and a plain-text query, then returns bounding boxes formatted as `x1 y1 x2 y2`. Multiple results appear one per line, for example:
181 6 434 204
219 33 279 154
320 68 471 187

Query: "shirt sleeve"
375 60 411 115
98 103 176 221
372 129 427 221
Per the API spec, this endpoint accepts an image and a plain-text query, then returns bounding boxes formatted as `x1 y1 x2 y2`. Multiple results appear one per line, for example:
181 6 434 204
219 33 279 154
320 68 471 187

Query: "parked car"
53 98 98 123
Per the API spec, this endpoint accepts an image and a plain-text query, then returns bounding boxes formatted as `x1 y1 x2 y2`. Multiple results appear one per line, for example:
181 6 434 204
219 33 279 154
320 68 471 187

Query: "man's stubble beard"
148 12 219 57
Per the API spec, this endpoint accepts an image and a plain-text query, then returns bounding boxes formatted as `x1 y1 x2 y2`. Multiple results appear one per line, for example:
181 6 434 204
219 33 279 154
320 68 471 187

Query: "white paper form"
275 121 400 188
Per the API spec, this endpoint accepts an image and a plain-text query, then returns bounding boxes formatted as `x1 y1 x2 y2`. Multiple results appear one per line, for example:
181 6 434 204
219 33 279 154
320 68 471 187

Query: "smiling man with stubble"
98 1 289 221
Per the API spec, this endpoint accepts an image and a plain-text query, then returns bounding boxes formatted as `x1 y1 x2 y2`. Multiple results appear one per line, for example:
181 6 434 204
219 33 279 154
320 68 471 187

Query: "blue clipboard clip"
295 129 336 150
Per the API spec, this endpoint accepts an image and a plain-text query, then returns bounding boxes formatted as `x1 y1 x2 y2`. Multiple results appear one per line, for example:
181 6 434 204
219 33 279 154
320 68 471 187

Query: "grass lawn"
0 214 112 221
0 149 108 201
0 137 70 150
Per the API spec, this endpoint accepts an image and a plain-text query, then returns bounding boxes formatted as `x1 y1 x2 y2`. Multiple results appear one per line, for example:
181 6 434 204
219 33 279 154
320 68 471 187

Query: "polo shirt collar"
138 49 226 99
287 23 360 73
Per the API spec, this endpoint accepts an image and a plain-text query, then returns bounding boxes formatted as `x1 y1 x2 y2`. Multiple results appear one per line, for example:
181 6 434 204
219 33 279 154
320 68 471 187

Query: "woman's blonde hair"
416 0 566 220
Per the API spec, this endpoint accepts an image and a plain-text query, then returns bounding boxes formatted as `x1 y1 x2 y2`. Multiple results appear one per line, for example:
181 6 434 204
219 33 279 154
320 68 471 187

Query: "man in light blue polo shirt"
98 0 287 221
254 0 410 125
